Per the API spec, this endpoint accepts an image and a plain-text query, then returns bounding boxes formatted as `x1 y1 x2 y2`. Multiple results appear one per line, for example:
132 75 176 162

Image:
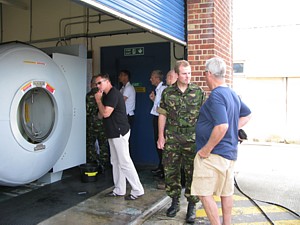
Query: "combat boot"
186 201 196 223
166 197 180 217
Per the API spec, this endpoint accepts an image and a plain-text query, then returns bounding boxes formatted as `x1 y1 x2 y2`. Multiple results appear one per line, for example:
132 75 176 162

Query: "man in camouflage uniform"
86 76 109 170
157 60 204 223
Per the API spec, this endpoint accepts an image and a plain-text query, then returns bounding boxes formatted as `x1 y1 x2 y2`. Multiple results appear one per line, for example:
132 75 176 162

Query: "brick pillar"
187 0 233 90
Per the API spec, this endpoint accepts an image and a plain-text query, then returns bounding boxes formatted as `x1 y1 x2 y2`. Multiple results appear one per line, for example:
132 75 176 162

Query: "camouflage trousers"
162 130 199 203
86 120 109 166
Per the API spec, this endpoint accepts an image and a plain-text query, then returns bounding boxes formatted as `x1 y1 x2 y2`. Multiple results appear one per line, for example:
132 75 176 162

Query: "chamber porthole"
18 87 55 144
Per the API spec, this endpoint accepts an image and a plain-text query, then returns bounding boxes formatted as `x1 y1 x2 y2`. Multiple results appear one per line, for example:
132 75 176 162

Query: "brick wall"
187 0 233 91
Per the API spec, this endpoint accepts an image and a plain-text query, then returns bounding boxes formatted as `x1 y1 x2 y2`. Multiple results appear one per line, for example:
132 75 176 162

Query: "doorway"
101 42 170 165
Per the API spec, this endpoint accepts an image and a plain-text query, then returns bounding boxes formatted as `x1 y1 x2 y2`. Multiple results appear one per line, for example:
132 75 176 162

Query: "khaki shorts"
191 154 235 197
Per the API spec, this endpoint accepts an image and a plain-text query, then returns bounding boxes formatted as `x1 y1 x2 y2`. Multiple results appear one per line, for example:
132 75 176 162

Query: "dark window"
233 63 244 73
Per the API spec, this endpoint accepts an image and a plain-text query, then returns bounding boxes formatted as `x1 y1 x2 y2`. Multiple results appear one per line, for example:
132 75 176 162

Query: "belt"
167 126 195 133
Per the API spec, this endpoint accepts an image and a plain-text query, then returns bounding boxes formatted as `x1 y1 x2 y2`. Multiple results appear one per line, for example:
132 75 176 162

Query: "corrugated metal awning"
76 0 186 46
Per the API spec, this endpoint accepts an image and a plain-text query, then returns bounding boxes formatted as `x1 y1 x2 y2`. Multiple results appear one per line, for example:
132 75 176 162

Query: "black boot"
186 202 196 223
98 164 105 174
166 197 180 217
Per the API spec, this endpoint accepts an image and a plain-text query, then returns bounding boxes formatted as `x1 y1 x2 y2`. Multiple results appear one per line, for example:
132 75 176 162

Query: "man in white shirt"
119 70 136 128
149 70 167 177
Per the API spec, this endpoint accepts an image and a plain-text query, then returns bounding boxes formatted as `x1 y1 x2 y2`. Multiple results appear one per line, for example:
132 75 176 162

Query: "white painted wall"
233 4 300 144
286 78 300 142
234 76 300 144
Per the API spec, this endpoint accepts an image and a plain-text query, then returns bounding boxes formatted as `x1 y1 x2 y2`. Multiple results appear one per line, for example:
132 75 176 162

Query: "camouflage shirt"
86 87 100 125
157 83 204 128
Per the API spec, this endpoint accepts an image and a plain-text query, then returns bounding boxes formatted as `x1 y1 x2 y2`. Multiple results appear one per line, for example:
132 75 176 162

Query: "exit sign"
124 47 144 56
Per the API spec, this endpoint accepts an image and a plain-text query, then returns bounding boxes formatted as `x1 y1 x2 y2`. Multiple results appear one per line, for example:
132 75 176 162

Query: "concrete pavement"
1 142 299 224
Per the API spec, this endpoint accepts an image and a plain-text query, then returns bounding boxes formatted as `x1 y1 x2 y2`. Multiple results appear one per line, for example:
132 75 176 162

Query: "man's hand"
157 136 165 150
94 90 103 103
149 91 155 101
197 148 210 159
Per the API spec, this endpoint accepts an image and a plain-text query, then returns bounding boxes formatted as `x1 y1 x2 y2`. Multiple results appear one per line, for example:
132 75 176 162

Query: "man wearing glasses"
94 73 144 200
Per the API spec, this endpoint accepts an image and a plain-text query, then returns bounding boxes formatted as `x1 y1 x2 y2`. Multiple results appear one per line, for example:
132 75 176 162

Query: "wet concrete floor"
1 142 300 224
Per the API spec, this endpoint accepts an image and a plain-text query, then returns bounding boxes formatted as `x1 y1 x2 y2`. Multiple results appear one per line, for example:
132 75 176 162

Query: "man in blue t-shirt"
191 57 251 225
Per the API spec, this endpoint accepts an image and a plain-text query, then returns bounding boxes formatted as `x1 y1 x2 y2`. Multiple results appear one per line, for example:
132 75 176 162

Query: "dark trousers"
127 115 134 156
127 115 135 128
153 115 163 169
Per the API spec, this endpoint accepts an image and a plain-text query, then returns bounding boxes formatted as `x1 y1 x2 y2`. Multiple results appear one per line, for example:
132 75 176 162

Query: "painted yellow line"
213 195 249 202
233 222 269 225
233 195 249 201
274 220 300 225
233 221 300 225
196 205 287 217
213 195 221 201
232 205 287 215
